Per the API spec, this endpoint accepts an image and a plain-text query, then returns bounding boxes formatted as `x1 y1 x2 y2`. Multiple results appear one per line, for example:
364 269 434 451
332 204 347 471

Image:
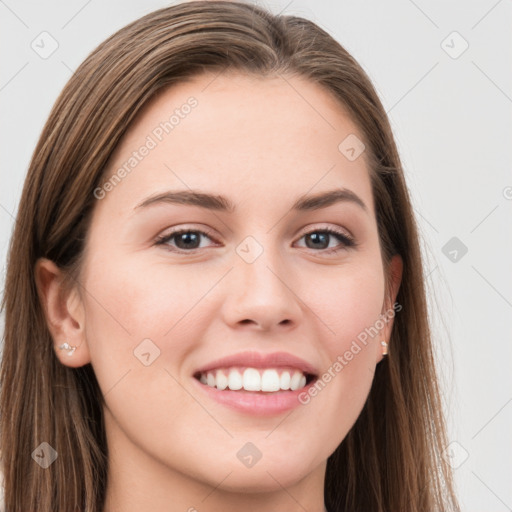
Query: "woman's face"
61 73 401 498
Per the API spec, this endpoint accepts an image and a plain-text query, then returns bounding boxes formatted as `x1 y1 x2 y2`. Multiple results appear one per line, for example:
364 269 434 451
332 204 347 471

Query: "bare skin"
36 72 402 512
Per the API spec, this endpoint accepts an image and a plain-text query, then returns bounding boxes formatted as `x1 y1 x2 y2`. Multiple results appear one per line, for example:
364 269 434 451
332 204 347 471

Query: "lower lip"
192 377 316 416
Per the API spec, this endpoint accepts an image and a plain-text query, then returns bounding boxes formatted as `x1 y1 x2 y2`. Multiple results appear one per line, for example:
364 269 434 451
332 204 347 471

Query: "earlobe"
34 258 91 368
375 340 388 365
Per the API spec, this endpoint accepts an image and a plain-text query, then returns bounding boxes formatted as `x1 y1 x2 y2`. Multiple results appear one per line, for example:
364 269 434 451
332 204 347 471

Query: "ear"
376 253 403 363
34 258 91 367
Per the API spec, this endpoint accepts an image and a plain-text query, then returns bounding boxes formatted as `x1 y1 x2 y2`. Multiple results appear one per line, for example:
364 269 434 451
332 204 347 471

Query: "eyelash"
155 226 356 255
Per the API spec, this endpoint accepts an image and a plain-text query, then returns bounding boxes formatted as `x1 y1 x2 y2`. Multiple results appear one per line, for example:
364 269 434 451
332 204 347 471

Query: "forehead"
96 71 374 217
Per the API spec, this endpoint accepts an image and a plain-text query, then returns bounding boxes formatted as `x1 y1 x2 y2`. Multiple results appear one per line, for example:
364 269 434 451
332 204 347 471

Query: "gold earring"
380 340 388 356
58 342 77 356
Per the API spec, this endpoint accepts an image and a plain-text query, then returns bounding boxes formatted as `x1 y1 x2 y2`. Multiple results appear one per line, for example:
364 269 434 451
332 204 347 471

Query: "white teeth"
243 368 261 391
280 371 291 390
199 367 310 393
227 369 243 390
290 371 302 391
261 369 280 392
216 370 228 390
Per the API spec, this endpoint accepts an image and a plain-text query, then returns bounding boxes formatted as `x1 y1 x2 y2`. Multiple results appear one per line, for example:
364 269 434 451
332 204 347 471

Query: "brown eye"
155 229 217 252
172 231 202 250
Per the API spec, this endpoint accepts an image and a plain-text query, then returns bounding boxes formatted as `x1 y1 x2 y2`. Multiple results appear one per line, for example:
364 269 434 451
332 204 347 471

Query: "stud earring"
380 340 388 356
58 342 77 356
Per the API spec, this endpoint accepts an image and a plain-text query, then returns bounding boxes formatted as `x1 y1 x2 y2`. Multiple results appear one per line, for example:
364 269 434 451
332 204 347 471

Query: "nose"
220 247 303 332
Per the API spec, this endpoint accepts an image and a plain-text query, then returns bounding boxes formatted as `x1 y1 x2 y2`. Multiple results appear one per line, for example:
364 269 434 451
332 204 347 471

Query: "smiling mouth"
193 367 317 393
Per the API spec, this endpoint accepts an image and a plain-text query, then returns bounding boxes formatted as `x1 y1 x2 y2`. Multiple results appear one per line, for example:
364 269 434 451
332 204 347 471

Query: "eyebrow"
134 188 368 214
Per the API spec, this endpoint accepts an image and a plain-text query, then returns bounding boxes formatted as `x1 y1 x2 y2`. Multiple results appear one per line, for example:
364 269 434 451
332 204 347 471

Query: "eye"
295 227 356 254
155 228 218 252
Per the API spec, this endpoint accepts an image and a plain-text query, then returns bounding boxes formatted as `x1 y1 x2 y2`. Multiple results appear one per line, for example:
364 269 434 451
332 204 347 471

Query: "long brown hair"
0 2 459 510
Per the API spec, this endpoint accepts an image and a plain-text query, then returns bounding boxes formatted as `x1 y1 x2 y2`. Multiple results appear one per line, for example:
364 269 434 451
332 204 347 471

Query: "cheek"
80 253 218 407
295 258 384 429
80 256 211 461
303 257 385 351
82 252 217 344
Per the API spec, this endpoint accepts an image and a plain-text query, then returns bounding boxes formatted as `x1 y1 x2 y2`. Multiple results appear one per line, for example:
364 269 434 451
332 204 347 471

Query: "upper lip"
193 350 319 377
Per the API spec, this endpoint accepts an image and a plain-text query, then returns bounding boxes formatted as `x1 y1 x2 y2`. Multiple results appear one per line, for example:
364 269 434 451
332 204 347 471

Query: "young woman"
0 2 460 511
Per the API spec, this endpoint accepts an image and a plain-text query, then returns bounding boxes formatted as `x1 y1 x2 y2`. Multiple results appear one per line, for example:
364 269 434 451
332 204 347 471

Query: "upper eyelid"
297 224 353 239
158 223 352 237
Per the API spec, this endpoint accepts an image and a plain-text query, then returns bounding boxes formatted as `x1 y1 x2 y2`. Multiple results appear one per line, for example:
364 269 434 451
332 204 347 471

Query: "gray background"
1 1 511 510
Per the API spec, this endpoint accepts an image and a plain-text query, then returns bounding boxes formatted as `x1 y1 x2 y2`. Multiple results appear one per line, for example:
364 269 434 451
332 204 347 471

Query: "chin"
196 451 319 493
211 467 310 494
